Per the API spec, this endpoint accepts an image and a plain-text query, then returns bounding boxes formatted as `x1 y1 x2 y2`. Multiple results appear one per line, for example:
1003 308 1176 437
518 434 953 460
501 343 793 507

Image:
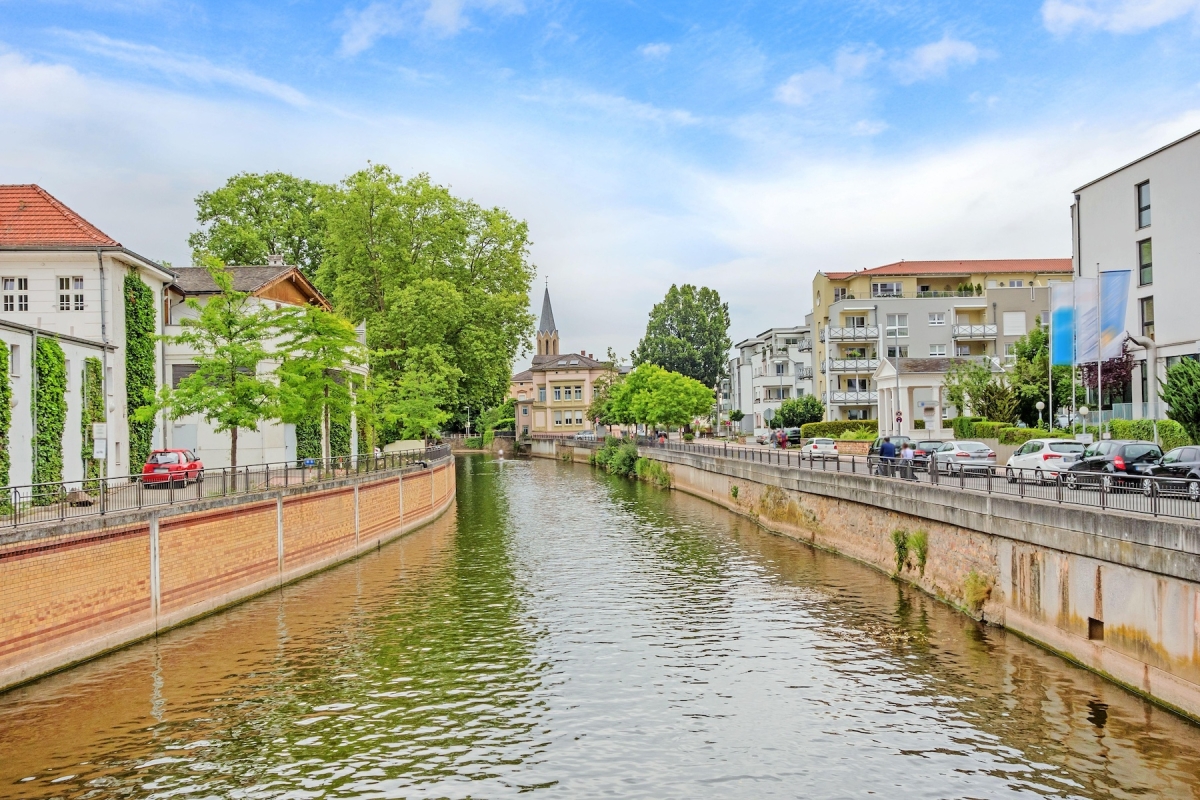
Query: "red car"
141 449 204 485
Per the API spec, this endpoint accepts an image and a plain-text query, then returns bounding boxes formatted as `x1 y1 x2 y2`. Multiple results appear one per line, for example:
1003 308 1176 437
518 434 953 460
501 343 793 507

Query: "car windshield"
813 438 834 445
148 452 180 465
1048 442 1085 454
959 442 990 452
917 442 940 451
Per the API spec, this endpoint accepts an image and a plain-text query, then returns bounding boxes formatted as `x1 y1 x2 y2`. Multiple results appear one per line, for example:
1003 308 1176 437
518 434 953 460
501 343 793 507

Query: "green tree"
943 359 993 416
632 284 731 388
1162 358 1200 445
276 305 366 464
189 172 330 281
319 166 535 420
367 360 454 442
1009 319 1082 426
609 364 714 430
776 395 824 428
975 379 1020 424
141 262 280 467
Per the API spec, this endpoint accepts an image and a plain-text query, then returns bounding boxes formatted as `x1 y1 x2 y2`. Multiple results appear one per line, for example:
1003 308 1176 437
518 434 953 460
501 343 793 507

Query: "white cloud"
52 30 310 106
339 3 406 56
522 84 700 127
639 42 671 59
893 36 983 84
775 45 880 106
1042 0 1200 33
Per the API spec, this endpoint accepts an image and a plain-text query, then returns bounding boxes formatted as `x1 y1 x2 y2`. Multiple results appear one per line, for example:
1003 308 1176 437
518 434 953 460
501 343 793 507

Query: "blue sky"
4 0 1200 361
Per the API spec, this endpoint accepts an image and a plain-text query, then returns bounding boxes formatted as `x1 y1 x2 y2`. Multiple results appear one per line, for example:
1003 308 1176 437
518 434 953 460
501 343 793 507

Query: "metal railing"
637 439 1200 523
0 445 451 530
823 358 880 373
829 391 878 403
822 326 880 341
952 324 998 339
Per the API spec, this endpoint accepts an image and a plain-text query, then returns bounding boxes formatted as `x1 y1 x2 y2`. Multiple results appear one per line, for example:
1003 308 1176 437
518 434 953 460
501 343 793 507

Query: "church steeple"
536 285 559 357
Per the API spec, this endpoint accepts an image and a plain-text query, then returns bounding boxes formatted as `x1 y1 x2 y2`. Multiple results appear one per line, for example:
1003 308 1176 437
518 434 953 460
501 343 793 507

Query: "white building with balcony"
728 323 815 435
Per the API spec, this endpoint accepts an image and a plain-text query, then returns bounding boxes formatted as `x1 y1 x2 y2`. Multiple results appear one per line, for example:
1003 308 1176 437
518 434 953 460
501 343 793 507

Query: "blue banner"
1050 283 1074 366
1099 270 1131 361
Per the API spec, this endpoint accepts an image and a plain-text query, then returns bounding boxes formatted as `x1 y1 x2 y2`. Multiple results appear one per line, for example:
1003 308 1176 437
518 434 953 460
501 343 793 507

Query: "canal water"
3 456 1200 799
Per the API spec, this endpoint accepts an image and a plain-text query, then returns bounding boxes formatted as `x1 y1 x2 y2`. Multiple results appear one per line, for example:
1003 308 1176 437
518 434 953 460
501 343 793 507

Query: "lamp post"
1035 400 1045 430
1079 406 1089 437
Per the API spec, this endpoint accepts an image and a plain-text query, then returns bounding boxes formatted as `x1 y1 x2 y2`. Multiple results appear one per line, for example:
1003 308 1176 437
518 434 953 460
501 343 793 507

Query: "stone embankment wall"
0 458 456 693
638 448 1200 723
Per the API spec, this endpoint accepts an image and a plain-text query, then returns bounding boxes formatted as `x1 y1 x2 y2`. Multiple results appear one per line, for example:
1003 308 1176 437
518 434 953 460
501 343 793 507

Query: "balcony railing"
822 358 879 373
796 339 813 352
952 324 998 339
829 391 878 404
831 290 983 301
795 366 814 379
822 326 879 341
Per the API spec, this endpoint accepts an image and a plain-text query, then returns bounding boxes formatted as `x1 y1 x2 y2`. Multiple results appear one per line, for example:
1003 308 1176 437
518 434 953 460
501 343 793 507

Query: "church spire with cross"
536 283 559 358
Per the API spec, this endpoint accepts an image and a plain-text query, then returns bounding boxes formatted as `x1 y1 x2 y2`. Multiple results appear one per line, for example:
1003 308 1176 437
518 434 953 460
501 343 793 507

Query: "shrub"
463 436 483 449
951 416 984 439
1109 418 1190 451
635 457 671 488
998 427 1039 445
912 419 925 430
1161 358 1200 445
800 420 878 439
891 529 909 573
683 432 695 442
838 428 878 441
972 421 1007 440
963 570 992 614
908 530 928 576
730 485 739 499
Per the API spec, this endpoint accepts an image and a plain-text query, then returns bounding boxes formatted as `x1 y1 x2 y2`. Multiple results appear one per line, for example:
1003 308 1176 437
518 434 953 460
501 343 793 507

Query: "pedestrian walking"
900 442 915 480
878 436 896 477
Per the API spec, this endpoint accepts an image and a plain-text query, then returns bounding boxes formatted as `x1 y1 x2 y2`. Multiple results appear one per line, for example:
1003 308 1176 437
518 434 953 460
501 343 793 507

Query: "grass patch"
964 570 992 613
909 530 928 576
891 529 909 573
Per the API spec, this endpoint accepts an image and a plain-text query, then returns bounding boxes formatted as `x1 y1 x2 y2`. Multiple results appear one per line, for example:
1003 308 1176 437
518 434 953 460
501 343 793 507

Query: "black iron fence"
0 445 451 530
637 438 1200 522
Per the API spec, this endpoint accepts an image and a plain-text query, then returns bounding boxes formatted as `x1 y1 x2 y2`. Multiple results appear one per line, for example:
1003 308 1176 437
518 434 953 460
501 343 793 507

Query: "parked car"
802 437 838 460
912 440 944 472
1004 439 1086 482
141 449 204 486
573 431 597 442
1064 440 1163 491
755 432 771 445
1145 446 1200 500
784 427 804 445
929 441 996 474
867 436 912 474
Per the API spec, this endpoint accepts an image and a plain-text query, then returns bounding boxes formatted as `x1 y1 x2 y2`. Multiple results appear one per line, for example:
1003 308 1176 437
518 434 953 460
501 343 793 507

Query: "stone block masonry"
641 447 1200 723
0 458 456 693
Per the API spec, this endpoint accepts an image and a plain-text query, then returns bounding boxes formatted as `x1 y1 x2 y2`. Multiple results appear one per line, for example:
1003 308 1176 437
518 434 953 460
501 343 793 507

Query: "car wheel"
1141 477 1154 497
1035 468 1045 484
1065 472 1079 491
1189 480 1200 503
1005 467 1015 483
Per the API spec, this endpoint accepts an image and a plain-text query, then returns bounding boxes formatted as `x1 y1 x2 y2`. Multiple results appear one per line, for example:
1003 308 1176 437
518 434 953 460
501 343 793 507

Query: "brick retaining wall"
0 458 456 693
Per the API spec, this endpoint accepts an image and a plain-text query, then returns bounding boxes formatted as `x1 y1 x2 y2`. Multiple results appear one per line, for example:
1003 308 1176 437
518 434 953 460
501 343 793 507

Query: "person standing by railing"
900 441 915 480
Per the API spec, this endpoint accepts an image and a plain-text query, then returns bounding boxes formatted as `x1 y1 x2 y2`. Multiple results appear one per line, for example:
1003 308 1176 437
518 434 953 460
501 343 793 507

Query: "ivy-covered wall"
124 273 156 470
81 357 105 482
0 343 10 492
295 417 354 463
33 337 66 490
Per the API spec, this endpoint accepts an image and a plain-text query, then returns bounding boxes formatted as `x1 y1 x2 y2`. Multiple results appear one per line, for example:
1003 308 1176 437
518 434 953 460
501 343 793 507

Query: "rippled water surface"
3 455 1200 799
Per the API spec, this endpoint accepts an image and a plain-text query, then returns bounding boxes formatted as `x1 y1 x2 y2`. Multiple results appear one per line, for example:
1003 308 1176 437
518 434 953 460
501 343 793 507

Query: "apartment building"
1072 127 1200 418
812 259 1072 422
727 322 815 434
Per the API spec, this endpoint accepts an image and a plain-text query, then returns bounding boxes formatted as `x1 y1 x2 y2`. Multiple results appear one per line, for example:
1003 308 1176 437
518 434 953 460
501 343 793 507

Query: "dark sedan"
1064 440 1162 491
912 440 944 472
1145 446 1200 501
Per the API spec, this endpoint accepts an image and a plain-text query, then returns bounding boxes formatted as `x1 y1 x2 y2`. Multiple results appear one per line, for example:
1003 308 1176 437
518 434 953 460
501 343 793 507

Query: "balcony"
829 391 878 404
822 326 879 342
822 358 879 373
796 338 813 352
952 324 997 339
795 366 813 379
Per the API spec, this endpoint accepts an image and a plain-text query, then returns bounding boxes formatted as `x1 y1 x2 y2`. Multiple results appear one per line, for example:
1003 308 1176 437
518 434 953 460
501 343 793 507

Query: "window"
929 344 947 357
833 287 848 302
593 387 600 399
1140 296 1155 339
986 280 998 289
844 378 868 391
538 388 546 402
956 344 972 356
1002 311 1027 336
1008 280 1024 288
872 282 903 297
553 411 563 426
842 347 866 358
1138 239 1152 286
775 362 785 376
3 277 28 312
59 277 73 311
784 337 798 345
575 411 583 425
553 387 561 401
928 312 945 326
886 345 908 358
1005 343 1017 365
1137 181 1151 228
73 276 84 310
885 313 908 338
918 285 931 294
522 406 528 416
574 386 582 400
844 315 866 328
9 344 18 376
171 364 200 388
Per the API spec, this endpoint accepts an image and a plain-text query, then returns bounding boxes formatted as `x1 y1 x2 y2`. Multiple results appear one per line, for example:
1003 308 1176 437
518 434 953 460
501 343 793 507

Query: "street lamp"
1079 406 1089 436
1035 400 1045 429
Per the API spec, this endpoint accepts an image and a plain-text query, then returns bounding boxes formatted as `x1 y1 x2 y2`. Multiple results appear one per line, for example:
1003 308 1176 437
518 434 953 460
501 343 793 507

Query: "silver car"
930 440 996 474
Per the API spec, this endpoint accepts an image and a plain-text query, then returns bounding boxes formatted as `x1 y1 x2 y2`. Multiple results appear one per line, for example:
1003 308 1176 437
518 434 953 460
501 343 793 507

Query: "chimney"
267 253 285 267
581 350 586 356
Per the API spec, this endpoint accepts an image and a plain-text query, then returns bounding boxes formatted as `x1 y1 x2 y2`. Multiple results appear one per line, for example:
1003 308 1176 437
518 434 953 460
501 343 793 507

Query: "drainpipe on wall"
96 249 110 478
1129 334 1159 443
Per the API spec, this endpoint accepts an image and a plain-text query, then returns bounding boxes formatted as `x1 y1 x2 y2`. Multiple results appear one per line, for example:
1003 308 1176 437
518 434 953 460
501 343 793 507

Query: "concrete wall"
0 457 456 693
641 447 1200 722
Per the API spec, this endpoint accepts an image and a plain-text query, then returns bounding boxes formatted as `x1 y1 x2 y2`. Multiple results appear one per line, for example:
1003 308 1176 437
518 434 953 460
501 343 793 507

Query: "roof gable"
0 185 120 247
172 265 331 309
823 258 1072 281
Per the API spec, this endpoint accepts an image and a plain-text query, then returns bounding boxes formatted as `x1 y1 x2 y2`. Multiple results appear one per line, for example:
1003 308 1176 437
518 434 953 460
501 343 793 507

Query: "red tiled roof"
823 258 1071 281
0 185 120 247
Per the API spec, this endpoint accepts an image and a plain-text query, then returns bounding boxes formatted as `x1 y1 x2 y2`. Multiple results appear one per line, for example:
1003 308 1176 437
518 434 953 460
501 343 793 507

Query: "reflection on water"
2 455 1199 799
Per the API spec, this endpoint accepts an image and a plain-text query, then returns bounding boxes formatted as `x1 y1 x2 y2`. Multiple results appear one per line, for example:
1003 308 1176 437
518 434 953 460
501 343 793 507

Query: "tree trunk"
230 426 238 469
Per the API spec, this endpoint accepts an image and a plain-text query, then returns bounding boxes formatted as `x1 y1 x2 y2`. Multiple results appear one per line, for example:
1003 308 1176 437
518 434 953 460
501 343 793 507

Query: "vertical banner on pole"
1099 270 1131 360
1074 277 1099 363
1050 283 1075 366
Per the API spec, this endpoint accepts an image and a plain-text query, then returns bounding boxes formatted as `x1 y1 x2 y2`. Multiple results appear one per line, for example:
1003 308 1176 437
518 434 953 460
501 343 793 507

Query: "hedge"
81 357 105 483
124 273 157 470
912 419 925 430
33 337 66 497
0 344 10 497
971 421 1007 440
1109 418 1190 451
800 420 878 438
950 416 985 439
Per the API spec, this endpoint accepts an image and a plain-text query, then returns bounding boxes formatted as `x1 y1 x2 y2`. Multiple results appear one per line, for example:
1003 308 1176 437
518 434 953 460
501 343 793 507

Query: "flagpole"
1097 265 1103 437
1048 307 1053 432
1071 280 1077 436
